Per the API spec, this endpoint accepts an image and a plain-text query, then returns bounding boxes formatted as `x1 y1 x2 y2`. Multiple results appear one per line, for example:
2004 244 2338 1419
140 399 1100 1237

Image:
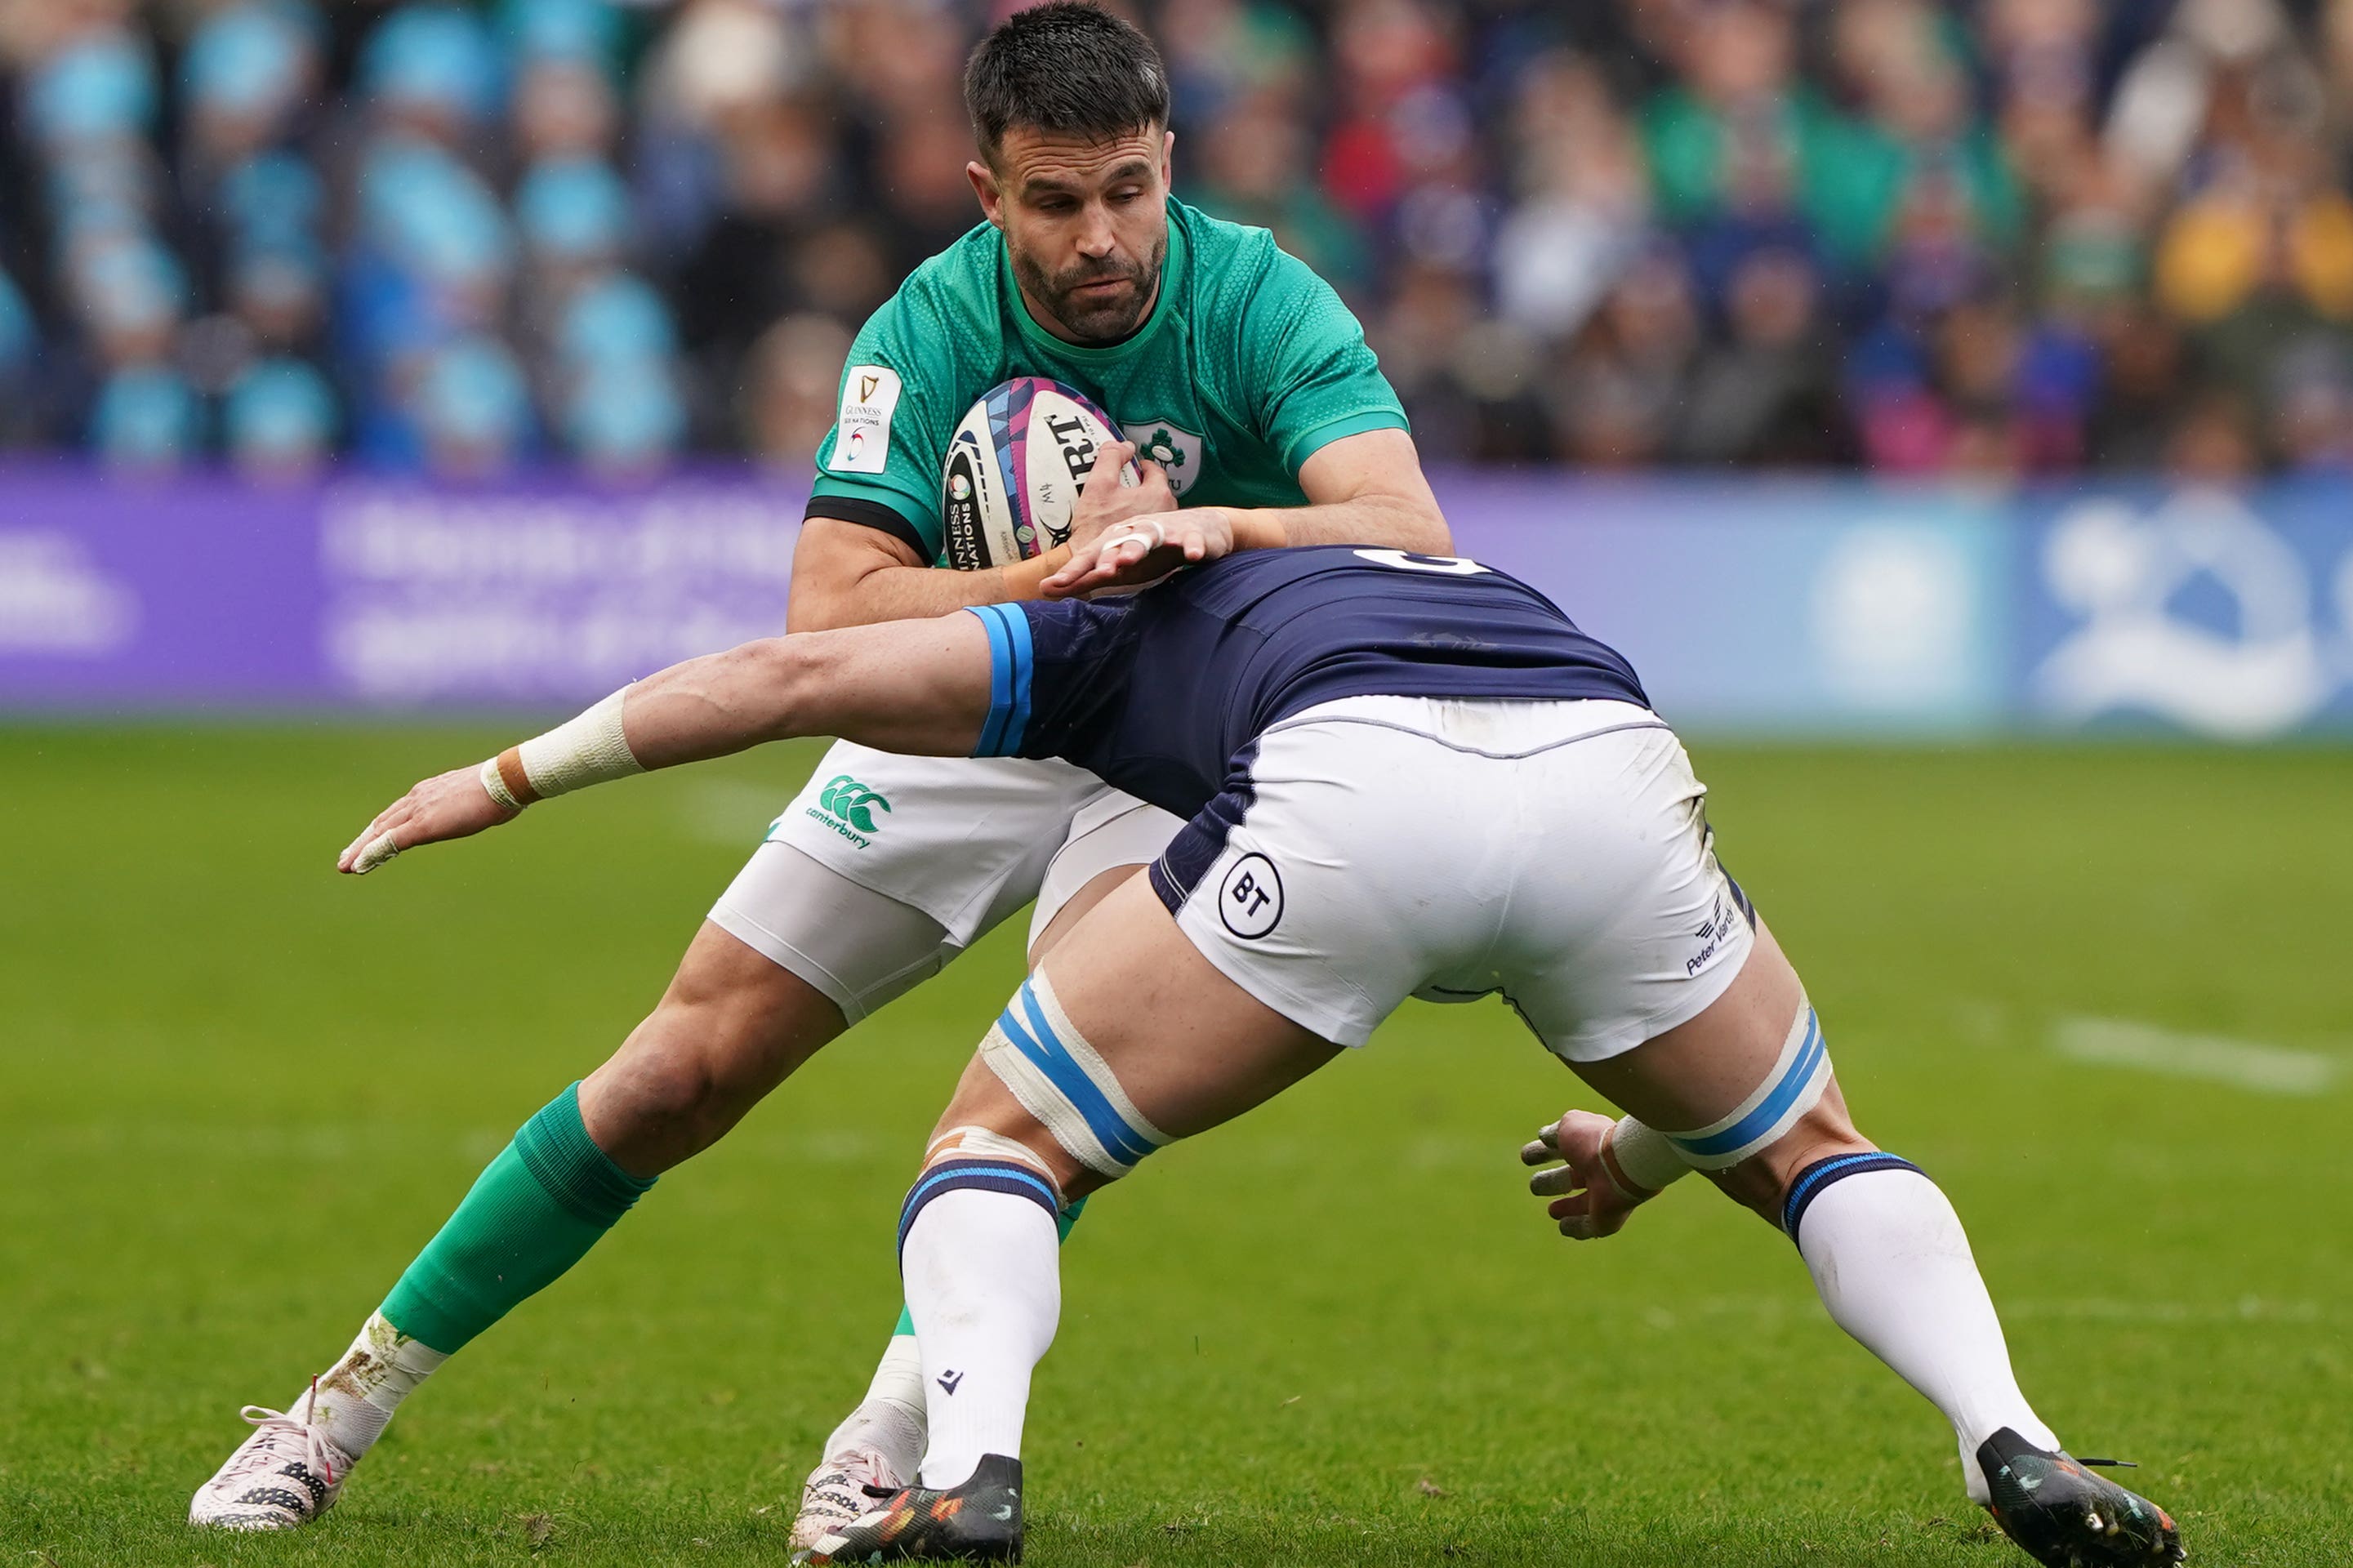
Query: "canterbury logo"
818 775 892 833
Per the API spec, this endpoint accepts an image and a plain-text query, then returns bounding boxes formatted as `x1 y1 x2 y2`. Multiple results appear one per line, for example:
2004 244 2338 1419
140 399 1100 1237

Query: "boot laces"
224 1378 341 1494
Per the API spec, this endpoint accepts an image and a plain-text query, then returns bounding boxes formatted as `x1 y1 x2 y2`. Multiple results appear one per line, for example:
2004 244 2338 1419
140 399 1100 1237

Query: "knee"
584 966 809 1167
927 1122 1097 1202
928 1081 1099 1201
1715 1104 1875 1227
621 987 771 1117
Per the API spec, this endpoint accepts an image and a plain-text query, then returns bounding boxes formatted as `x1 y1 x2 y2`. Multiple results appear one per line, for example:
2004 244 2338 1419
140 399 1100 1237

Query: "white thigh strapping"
1662 1003 1829 1169
978 973 1170 1180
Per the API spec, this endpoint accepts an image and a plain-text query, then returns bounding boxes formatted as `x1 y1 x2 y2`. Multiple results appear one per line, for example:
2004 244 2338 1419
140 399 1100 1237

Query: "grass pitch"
2 727 2347 1566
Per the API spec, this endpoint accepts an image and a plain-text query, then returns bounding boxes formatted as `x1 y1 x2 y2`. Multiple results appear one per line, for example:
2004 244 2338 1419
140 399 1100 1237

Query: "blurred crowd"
6 0 2353 481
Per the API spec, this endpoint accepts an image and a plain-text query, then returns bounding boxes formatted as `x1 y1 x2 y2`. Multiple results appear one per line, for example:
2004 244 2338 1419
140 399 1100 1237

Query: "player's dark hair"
965 2 1170 164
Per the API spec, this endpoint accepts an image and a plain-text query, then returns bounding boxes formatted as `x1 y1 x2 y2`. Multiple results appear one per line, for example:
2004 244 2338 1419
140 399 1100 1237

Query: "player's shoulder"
872 220 1008 338
1172 198 1278 273
1173 200 1308 308
1171 199 1354 368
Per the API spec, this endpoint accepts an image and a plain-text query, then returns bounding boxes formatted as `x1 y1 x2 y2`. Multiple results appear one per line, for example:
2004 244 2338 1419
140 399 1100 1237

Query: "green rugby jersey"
807 198 1408 562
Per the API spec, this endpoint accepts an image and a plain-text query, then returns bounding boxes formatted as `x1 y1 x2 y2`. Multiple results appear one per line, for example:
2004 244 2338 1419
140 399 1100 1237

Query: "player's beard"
1016 230 1167 345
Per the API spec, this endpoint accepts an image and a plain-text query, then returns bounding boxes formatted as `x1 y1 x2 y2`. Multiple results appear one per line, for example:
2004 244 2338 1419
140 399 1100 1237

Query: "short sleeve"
965 598 1141 772
1242 245 1410 475
808 287 956 560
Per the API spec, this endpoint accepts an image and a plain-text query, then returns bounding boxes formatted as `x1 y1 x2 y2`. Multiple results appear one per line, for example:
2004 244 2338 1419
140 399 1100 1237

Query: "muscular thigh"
1470 715 1872 1215
1567 920 1810 1131
935 875 1339 1196
1569 922 1873 1219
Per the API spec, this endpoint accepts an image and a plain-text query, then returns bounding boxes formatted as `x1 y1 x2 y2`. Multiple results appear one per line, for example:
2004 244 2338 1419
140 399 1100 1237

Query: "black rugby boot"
791 1452 1023 1564
1978 1427 2185 1567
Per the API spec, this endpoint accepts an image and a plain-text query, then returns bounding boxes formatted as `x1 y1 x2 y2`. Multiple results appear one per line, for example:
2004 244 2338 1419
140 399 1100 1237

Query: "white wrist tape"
479 688 643 809
519 688 641 797
1608 1117 1691 1195
479 757 525 812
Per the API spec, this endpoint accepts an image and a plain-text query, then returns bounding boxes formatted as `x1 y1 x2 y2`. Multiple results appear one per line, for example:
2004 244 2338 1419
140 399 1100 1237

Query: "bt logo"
1219 853 1283 939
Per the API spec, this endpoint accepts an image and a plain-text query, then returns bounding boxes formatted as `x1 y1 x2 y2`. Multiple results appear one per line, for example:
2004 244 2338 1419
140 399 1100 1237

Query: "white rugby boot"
788 1441 905 1555
189 1382 355 1530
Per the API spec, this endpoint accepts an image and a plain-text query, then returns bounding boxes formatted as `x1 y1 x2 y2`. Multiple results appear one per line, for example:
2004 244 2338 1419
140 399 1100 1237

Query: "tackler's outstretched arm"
336 612 997 875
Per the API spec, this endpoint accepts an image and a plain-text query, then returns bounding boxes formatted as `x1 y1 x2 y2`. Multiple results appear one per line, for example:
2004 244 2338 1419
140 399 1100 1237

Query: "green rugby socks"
298 1084 653 1457
379 1082 656 1356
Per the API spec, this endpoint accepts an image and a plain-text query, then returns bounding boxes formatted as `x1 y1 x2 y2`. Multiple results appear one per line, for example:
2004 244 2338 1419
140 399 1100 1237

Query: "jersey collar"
1004 198 1187 367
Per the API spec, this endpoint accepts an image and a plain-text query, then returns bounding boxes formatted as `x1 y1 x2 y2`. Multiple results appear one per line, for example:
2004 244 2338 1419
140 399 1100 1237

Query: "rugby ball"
941 377 1128 570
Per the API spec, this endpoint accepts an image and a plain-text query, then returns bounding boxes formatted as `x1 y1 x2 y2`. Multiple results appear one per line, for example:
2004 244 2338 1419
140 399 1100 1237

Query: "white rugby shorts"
1149 697 1755 1060
710 742 1182 1021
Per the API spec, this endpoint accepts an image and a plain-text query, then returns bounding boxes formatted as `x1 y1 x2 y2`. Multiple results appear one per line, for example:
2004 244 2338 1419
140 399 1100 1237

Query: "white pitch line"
2050 1016 2338 1097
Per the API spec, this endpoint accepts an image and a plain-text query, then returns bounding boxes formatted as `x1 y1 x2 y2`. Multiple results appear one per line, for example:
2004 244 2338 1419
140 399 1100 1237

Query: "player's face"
970 125 1173 345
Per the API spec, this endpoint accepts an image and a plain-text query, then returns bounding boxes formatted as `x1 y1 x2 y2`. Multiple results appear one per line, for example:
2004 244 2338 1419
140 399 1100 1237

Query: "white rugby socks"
900 1183 1062 1489
821 1331 928 1481
297 1312 449 1460
1787 1160 2059 1501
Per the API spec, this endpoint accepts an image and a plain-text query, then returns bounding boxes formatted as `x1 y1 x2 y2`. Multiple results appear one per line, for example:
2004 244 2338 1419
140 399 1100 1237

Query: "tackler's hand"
1054 439 1165 549
1521 1109 1650 1241
1042 441 1211 597
1043 506 1240 597
337 764 518 875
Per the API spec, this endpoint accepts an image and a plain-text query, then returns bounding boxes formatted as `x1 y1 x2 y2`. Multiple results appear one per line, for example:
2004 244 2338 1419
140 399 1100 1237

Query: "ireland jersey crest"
1134 422 1205 497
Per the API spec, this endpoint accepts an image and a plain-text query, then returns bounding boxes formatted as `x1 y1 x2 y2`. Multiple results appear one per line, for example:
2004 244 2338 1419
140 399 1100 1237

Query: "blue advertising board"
1442 474 2017 733
2014 479 2353 739
1 466 2347 740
